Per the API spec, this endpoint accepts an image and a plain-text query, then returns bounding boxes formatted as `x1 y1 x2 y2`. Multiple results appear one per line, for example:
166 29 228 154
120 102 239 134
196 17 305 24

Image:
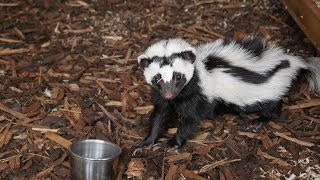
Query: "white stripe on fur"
306 57 320 93
144 62 161 84
160 65 174 83
144 40 167 58
172 58 195 83
144 39 195 59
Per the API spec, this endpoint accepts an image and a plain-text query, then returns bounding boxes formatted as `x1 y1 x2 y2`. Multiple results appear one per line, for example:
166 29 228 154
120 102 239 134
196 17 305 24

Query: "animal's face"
138 39 196 100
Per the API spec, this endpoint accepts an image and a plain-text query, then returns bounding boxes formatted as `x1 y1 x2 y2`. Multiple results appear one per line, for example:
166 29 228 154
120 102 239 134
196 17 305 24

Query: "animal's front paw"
137 137 156 148
167 136 186 149
133 137 156 156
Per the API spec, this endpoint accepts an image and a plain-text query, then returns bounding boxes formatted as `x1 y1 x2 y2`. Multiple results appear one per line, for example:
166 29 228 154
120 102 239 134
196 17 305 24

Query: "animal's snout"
161 82 176 100
163 92 174 99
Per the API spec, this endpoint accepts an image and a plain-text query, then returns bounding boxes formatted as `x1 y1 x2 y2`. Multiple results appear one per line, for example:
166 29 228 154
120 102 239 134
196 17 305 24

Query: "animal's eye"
176 74 181 81
154 75 162 83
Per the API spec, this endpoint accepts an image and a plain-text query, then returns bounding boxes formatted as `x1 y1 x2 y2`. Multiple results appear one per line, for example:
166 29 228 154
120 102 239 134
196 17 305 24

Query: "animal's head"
137 38 196 100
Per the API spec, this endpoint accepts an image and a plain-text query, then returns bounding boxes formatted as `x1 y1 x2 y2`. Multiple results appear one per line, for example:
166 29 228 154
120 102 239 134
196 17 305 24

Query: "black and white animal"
137 37 320 148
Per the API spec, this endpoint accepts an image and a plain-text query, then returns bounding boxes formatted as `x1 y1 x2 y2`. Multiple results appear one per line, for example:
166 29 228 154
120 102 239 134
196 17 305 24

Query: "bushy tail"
306 57 320 93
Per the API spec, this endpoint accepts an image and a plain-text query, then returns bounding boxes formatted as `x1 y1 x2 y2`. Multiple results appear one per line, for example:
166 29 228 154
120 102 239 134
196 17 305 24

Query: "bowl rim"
69 139 122 161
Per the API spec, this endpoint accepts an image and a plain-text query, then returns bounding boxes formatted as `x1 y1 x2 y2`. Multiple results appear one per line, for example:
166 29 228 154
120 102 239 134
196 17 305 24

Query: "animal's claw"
133 142 162 156
167 136 185 149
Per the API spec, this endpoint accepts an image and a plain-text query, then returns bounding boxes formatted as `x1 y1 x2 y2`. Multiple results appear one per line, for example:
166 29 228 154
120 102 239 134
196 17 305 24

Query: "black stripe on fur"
204 56 290 84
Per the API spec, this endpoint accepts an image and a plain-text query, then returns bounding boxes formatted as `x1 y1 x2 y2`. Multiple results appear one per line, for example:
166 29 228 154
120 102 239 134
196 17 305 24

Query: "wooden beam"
281 0 320 53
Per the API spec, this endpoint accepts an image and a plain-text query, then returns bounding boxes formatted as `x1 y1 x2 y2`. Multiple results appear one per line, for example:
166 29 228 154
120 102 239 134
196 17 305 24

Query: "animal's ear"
137 54 150 69
181 47 196 63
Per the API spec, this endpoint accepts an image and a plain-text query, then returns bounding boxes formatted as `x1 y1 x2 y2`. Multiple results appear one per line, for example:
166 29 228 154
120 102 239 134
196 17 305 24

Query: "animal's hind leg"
258 100 283 121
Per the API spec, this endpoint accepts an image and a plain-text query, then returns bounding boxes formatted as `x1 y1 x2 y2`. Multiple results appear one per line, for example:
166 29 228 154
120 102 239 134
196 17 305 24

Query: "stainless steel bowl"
69 139 121 180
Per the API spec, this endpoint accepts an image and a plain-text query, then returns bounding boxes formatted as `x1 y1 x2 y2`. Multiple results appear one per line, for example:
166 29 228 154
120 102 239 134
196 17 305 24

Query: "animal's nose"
163 92 174 99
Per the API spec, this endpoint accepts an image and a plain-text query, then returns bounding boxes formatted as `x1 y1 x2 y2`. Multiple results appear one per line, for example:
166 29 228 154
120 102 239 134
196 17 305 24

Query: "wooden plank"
281 0 320 52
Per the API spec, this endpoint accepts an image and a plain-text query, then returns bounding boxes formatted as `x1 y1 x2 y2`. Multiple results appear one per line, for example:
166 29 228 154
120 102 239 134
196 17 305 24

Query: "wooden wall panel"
281 0 320 52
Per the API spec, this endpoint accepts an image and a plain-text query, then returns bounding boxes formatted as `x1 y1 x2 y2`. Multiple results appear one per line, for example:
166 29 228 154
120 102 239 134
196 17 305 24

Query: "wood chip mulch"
0 0 319 179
